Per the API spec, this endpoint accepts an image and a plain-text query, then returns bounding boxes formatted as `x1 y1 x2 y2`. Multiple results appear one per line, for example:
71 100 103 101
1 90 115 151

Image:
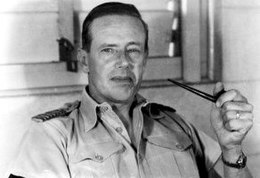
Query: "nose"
116 51 131 69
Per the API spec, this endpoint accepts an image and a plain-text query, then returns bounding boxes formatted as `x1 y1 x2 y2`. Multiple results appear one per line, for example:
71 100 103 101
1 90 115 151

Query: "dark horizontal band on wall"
0 78 218 98
0 80 175 97
0 85 84 98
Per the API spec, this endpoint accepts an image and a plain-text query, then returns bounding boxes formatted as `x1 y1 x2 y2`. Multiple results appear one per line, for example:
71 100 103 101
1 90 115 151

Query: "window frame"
0 0 220 97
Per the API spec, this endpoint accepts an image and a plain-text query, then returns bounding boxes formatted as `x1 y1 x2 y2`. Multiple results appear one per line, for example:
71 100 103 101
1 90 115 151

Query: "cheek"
89 54 108 73
88 60 105 82
90 61 115 83
133 62 146 80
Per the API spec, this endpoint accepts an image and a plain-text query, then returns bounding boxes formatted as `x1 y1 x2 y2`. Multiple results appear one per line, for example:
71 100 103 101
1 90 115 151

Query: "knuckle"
243 96 248 103
241 103 253 111
223 102 231 110
247 103 254 111
245 120 253 130
230 89 239 96
247 113 254 121
230 89 247 101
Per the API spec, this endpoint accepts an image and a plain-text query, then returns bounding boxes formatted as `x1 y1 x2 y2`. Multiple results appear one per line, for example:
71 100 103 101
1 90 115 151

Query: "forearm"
212 150 253 178
223 164 252 178
222 148 253 178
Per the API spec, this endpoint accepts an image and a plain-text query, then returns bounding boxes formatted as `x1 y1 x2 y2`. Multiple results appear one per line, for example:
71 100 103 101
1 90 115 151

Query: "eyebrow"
98 41 142 50
99 43 118 49
127 41 142 47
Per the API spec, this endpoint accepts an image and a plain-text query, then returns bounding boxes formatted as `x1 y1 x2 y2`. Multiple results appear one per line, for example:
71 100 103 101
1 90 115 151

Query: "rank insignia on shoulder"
32 100 81 122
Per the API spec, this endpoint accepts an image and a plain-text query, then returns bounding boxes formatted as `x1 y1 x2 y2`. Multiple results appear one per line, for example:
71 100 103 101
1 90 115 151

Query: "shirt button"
94 154 104 161
175 143 184 150
115 127 123 133
120 146 126 153
138 153 142 160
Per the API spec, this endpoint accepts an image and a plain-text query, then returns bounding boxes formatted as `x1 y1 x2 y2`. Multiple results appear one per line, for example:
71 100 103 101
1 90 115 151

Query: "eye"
127 48 141 58
127 48 140 53
101 48 115 54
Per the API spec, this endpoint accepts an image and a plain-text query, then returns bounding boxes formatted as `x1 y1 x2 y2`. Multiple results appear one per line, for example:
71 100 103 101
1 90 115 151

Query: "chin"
109 88 135 103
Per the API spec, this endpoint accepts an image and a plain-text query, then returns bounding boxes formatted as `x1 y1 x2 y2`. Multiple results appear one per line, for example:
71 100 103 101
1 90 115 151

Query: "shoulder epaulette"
143 102 191 135
152 103 176 113
32 100 81 122
143 102 176 119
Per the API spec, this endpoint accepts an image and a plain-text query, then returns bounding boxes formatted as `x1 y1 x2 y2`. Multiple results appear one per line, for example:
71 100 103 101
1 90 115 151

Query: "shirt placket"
99 105 131 142
99 104 140 178
132 106 144 158
133 106 154 178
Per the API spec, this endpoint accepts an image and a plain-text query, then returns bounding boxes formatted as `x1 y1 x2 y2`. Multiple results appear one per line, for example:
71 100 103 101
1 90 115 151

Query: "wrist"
222 149 247 169
222 146 243 163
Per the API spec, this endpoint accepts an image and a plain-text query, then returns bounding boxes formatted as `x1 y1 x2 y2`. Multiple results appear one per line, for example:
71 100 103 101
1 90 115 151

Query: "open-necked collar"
79 86 147 132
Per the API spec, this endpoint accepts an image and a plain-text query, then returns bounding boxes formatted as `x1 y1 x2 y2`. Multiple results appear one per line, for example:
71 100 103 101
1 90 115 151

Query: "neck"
87 86 137 143
87 86 134 124
112 102 134 137
112 102 132 121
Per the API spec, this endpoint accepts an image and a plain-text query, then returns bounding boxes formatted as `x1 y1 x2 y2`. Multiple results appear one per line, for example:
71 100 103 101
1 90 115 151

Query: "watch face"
237 152 247 168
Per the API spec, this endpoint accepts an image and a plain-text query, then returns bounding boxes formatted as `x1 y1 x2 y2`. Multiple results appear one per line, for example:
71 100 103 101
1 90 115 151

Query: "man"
8 2 254 178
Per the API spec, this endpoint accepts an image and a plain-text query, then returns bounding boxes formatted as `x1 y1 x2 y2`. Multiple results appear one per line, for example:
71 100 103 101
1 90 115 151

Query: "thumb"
211 83 224 130
213 82 225 96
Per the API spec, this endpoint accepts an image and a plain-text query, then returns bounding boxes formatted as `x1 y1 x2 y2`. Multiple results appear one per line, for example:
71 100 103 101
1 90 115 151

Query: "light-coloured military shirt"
9 88 221 178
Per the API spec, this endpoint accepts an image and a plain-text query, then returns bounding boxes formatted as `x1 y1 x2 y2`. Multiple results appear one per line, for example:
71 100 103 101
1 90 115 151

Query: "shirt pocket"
146 133 192 151
70 142 124 177
145 134 200 178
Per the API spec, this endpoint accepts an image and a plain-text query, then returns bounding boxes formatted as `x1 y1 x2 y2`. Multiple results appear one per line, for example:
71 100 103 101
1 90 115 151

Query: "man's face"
86 15 147 104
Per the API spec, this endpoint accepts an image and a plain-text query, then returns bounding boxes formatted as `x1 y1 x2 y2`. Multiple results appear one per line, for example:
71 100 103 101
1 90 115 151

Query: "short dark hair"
81 2 149 53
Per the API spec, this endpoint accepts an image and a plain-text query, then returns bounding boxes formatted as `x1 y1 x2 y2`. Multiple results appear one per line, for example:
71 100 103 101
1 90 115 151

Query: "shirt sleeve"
8 121 70 178
196 129 222 169
189 124 222 171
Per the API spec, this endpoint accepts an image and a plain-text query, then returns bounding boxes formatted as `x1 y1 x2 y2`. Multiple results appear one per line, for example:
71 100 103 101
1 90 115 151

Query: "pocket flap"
71 142 124 163
146 132 192 151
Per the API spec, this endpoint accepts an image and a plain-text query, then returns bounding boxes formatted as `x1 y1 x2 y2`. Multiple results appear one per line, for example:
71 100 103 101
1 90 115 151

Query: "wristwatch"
222 152 247 169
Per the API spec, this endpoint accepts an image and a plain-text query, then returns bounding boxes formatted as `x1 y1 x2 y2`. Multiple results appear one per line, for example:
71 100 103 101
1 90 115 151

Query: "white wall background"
0 0 260 177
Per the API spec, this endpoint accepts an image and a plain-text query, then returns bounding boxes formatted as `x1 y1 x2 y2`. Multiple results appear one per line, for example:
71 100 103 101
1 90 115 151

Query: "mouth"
111 76 135 86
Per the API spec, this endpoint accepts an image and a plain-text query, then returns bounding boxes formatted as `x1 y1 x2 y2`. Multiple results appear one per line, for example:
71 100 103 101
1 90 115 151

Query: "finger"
222 110 254 122
213 82 225 96
224 118 253 133
232 90 248 102
222 102 254 112
217 89 248 107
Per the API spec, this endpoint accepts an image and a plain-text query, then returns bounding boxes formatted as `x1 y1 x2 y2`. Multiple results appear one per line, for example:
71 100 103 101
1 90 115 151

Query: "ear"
77 48 89 73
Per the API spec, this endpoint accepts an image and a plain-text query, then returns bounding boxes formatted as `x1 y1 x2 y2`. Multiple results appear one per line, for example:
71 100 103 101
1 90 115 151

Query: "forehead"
89 15 146 44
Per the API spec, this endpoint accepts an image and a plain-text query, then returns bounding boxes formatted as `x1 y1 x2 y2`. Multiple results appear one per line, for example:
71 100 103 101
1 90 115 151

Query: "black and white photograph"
0 0 259 177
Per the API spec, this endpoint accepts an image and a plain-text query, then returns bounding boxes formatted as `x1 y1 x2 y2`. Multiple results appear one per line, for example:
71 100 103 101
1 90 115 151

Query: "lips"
110 73 137 86
111 76 133 83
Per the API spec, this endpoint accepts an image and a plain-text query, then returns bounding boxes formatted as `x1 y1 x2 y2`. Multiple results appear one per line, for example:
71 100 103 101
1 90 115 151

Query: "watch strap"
222 152 247 169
